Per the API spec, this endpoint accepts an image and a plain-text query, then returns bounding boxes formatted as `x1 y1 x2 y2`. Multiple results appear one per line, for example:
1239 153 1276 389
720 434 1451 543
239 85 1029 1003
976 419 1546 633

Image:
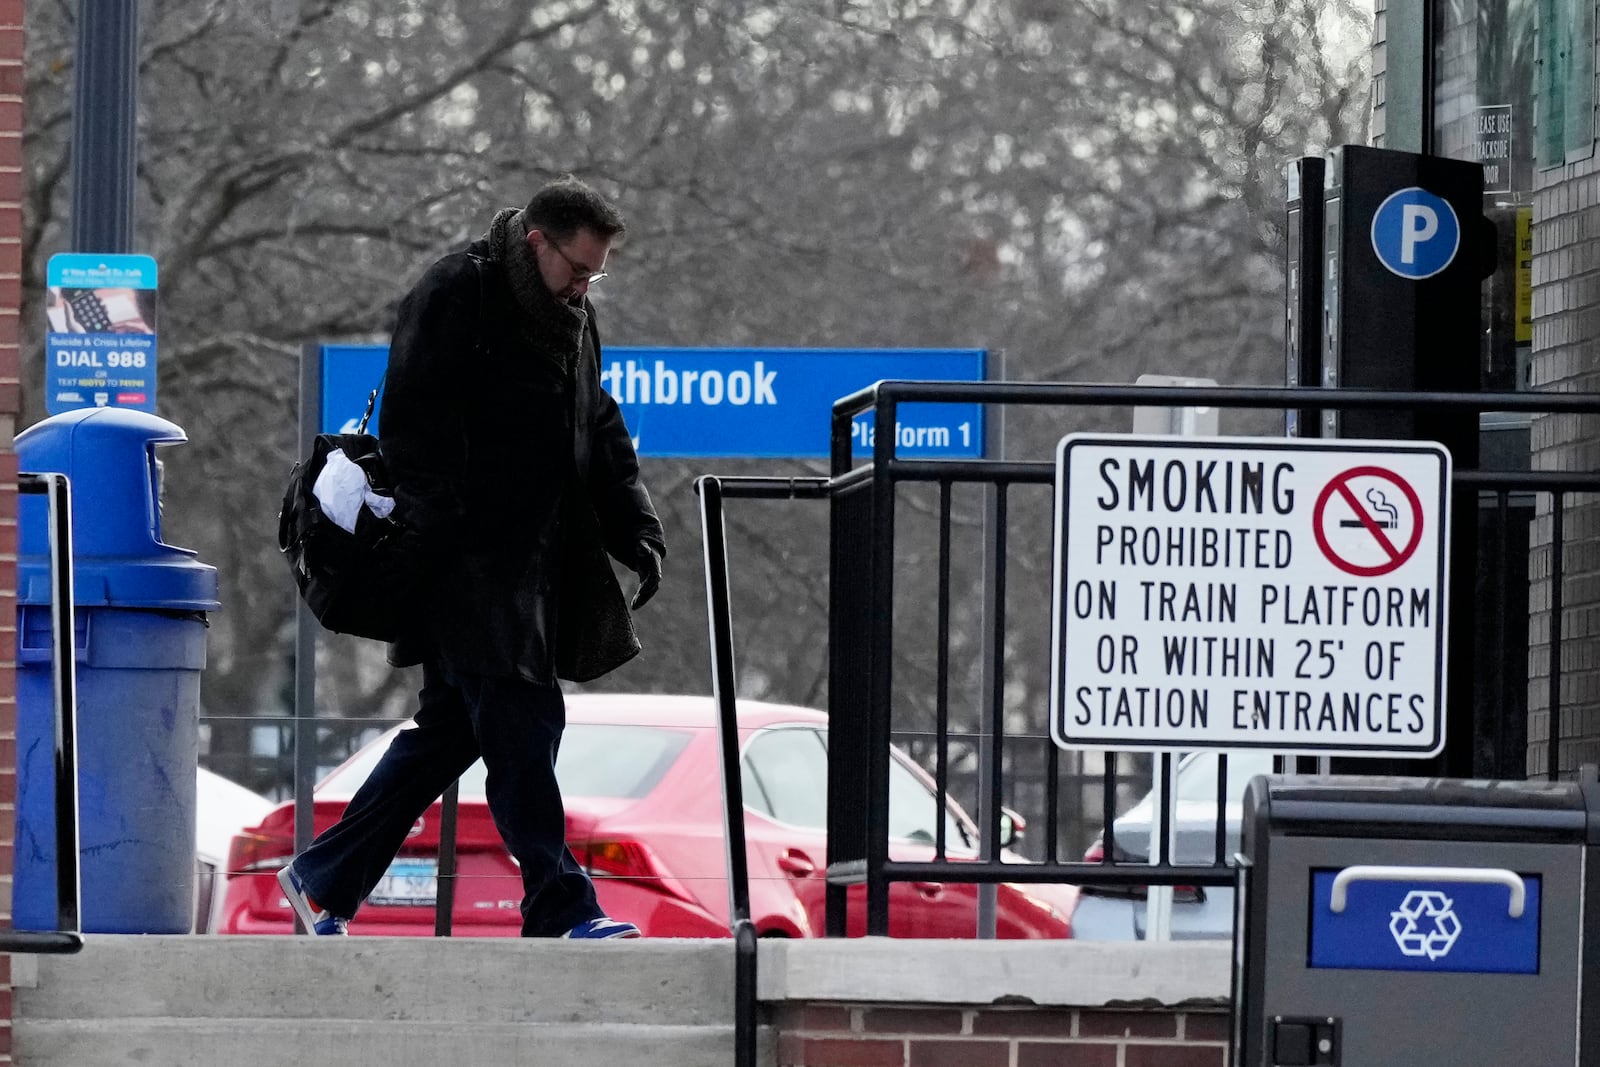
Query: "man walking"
278 176 665 939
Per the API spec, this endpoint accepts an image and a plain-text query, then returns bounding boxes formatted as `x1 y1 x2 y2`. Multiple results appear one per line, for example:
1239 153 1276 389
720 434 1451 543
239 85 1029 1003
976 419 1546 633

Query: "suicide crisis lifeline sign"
1049 435 1451 756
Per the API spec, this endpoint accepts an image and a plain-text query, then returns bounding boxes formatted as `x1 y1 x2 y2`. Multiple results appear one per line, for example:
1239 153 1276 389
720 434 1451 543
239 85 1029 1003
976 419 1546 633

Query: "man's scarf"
484 207 588 375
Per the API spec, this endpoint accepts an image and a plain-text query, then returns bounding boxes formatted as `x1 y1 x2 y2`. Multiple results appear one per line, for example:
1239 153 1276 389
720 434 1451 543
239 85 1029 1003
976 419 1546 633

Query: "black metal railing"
697 382 1600 953
697 474 830 1067
822 381 1600 935
3 473 85 954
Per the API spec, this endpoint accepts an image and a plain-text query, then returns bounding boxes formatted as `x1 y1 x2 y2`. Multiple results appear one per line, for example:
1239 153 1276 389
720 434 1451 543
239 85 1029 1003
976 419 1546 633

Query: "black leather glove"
631 540 663 610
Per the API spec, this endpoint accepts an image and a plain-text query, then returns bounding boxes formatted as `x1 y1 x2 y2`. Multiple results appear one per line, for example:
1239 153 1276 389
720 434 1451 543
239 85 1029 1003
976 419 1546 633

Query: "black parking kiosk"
1233 772 1600 1066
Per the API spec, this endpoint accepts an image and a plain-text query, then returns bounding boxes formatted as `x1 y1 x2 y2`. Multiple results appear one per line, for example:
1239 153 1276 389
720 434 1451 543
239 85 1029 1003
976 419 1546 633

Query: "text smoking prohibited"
1049 435 1452 755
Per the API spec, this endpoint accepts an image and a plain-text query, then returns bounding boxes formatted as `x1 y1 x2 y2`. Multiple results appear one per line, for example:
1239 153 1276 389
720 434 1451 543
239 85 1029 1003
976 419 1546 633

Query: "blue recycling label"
1309 870 1540 974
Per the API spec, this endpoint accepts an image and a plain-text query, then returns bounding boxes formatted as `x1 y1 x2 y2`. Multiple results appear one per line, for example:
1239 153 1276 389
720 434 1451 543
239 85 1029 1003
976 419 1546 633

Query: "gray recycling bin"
1233 773 1600 1066
12 407 219 933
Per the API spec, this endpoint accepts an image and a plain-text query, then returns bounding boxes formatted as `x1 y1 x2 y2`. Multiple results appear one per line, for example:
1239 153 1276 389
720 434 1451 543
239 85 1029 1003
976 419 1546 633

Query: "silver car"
1069 750 1276 940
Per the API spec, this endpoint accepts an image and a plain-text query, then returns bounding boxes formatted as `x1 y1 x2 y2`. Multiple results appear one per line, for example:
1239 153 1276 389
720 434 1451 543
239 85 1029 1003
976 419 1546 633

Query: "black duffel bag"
277 389 414 642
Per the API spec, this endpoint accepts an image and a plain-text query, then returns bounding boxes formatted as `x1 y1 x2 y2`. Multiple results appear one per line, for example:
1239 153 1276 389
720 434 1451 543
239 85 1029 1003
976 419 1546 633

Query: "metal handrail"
696 473 831 1067
832 380 1600 416
697 475 756 1067
2 473 84 953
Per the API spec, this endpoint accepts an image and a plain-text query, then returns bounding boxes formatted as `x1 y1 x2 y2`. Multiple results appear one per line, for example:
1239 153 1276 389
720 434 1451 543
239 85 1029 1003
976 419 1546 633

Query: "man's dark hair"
523 176 626 243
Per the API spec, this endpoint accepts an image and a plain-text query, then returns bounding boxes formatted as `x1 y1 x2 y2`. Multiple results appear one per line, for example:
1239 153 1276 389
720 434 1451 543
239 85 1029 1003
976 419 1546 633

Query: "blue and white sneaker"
563 917 641 939
277 864 349 936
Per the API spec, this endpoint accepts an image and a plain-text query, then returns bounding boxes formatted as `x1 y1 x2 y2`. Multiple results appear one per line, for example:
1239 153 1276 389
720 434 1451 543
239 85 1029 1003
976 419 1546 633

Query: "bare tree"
20 0 1368 793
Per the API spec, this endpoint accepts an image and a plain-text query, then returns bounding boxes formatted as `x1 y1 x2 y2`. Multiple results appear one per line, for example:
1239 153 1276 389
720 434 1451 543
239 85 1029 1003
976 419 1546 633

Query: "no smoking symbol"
1312 466 1424 577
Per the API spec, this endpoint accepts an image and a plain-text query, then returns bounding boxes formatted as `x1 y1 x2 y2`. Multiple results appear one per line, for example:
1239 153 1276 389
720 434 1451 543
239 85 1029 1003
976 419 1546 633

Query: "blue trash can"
13 407 220 933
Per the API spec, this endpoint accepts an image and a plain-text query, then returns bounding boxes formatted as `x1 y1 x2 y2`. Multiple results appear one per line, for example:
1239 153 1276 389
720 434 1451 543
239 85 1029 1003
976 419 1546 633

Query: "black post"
865 397 897 935
70 0 139 253
1284 155 1325 438
433 781 459 937
292 346 320 920
1321 146 1485 778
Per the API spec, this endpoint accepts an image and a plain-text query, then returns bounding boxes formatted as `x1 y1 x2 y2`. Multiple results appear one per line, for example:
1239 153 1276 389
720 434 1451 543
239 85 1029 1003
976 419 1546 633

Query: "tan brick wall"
772 1004 1230 1067
1529 144 1600 778
0 0 20 1060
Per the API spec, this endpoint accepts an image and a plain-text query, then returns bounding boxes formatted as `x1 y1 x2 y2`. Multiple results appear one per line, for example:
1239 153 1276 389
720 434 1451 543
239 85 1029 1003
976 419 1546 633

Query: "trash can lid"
15 407 221 611
18 407 190 560
16 555 220 611
1246 774 1600 845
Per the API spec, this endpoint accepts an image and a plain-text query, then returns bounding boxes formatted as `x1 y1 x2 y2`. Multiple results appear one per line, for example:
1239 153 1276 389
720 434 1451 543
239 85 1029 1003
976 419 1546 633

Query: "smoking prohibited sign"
1049 435 1451 756
1313 466 1425 577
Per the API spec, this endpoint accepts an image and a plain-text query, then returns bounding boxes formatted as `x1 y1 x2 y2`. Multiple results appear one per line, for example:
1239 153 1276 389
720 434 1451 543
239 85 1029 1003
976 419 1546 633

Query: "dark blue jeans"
290 660 602 936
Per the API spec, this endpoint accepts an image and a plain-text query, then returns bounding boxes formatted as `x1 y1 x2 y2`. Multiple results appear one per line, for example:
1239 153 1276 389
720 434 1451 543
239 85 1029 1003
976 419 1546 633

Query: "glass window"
1539 0 1596 164
741 728 829 829
556 725 693 799
886 756 972 850
1432 0 1543 389
320 724 691 801
741 727 971 847
1174 750 1277 803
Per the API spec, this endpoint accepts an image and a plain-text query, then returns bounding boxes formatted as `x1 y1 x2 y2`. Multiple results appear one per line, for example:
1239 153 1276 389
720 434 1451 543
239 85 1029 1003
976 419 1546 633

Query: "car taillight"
576 839 695 903
1080 838 1203 903
581 839 654 878
226 830 293 877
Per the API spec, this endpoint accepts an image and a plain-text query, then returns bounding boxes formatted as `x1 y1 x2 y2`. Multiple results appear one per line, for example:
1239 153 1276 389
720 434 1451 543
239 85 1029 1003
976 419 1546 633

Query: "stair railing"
2 473 85 953
698 474 831 1067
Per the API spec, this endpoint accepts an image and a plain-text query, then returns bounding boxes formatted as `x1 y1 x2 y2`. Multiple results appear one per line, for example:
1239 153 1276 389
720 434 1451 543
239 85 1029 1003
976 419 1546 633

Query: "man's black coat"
379 237 664 684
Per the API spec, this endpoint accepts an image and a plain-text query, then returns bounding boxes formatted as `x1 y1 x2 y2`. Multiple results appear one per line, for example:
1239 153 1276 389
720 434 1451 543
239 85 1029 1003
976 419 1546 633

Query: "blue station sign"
318 344 987 459
45 253 159 415
319 343 389 435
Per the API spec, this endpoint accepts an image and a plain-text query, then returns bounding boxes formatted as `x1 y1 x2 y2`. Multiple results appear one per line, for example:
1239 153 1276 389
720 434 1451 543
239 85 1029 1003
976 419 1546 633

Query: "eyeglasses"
548 240 608 285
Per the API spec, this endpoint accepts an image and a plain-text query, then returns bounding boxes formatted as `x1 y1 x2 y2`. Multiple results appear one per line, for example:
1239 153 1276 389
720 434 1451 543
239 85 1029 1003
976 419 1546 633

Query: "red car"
216 695 1077 938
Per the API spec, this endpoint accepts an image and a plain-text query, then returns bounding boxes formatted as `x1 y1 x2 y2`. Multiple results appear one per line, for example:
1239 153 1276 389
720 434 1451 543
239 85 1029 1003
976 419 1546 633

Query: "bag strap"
356 380 382 435
468 251 489 355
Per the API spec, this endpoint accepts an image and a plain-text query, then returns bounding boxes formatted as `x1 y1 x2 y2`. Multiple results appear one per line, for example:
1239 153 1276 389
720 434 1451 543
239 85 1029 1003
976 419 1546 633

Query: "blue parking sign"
1370 187 1461 280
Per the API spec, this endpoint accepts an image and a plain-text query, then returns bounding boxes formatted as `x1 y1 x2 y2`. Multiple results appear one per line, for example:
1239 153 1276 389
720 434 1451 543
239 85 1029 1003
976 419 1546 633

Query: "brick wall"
1528 153 1600 778
0 0 20 1061
773 1004 1230 1067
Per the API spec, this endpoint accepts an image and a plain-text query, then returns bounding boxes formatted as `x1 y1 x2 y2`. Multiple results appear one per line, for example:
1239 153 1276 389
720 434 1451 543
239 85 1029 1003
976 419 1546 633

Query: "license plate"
367 857 438 907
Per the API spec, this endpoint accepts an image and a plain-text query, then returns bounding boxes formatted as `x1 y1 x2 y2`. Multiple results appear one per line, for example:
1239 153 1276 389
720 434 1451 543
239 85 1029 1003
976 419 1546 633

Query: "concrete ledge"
758 939 1232 1008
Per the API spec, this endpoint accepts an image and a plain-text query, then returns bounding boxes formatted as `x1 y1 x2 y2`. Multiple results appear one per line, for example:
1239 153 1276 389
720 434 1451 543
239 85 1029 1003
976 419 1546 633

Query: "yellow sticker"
1516 206 1533 344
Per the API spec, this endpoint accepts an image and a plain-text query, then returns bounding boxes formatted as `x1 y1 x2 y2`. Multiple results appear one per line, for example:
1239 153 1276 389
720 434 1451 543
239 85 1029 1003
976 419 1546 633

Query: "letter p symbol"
1372 187 1458 279
1400 204 1438 264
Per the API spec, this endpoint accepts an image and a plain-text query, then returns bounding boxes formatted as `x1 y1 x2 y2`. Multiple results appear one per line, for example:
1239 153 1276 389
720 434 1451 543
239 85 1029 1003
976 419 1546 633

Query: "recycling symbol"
1389 890 1461 959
